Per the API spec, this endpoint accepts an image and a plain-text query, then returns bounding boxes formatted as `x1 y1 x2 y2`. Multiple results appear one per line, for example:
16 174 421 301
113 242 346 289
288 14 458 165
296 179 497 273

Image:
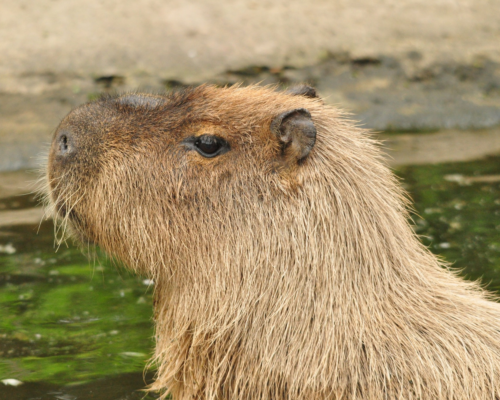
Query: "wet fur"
46 85 500 399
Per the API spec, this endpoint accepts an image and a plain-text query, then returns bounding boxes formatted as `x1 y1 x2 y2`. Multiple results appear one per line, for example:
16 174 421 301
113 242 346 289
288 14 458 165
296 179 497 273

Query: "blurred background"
1 1 500 399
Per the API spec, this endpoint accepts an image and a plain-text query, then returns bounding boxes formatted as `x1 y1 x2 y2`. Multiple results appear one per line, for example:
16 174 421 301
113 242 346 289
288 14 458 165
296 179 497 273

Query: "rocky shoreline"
2 0 500 171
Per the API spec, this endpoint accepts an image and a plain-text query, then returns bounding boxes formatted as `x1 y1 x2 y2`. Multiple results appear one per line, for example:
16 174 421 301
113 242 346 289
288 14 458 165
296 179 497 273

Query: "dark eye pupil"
195 136 222 154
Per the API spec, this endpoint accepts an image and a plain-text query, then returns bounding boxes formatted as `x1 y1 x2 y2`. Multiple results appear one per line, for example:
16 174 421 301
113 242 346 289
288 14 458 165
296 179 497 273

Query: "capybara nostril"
56 131 73 156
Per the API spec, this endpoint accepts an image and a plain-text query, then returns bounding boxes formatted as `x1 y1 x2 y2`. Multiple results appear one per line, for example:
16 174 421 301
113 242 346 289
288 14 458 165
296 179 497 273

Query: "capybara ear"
270 108 317 161
287 85 318 99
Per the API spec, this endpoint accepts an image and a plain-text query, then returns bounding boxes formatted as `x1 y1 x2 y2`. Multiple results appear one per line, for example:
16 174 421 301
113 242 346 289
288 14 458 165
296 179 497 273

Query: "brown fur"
45 85 500 399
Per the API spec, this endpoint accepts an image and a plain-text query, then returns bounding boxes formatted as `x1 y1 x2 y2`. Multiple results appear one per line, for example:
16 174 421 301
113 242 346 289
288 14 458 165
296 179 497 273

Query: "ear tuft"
270 108 317 161
287 85 318 99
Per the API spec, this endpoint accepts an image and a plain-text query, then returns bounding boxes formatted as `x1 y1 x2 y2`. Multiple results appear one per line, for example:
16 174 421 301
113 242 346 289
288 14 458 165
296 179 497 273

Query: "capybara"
45 85 500 399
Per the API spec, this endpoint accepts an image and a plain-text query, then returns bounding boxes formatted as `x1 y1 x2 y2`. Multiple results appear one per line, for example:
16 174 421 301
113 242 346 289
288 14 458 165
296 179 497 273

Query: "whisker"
55 186 87 249
51 179 83 248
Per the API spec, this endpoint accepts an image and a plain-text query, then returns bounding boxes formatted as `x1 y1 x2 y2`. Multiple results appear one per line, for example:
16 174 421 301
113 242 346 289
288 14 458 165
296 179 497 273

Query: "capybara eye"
195 135 221 155
190 135 229 158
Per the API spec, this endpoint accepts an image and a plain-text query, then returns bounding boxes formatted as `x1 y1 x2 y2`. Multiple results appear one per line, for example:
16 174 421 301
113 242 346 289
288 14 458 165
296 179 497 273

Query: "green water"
399 157 500 292
1 156 500 398
0 223 157 398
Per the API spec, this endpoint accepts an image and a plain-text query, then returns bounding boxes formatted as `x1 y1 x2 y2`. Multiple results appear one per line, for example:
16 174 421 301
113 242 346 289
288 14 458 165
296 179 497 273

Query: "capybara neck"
46 85 500 399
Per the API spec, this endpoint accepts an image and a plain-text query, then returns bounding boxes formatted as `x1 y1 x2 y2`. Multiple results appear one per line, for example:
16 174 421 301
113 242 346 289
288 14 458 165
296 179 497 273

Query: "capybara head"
46 85 500 400
47 87 319 274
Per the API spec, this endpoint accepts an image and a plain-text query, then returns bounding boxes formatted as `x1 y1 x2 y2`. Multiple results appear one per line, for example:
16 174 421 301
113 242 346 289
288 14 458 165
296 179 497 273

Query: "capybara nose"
55 130 74 157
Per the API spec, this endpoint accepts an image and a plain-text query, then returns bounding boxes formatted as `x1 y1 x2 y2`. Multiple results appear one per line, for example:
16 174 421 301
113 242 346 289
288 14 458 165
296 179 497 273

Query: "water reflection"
0 221 156 398
398 155 500 293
